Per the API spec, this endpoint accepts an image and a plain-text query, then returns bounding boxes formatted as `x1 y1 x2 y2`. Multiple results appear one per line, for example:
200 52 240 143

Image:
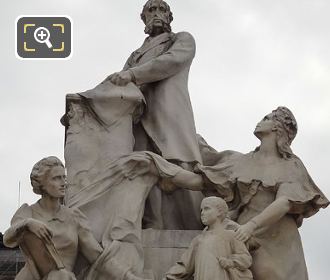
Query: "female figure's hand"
26 219 53 244
234 197 291 242
234 221 257 242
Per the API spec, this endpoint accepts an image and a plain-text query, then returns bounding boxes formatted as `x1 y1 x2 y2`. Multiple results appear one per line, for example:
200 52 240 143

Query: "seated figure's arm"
4 219 29 248
4 204 32 247
4 204 52 247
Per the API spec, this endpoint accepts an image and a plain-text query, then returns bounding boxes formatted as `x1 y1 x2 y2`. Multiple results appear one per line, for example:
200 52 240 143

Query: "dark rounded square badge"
16 16 72 59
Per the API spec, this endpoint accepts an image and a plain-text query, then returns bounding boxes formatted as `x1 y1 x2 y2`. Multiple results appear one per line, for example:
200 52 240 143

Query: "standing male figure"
108 0 203 229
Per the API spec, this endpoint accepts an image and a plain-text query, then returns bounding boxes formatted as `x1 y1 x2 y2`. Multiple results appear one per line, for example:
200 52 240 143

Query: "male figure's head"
141 0 173 36
200 196 228 226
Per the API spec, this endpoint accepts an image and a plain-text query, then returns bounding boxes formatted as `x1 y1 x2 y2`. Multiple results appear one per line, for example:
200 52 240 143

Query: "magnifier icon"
34 27 53 48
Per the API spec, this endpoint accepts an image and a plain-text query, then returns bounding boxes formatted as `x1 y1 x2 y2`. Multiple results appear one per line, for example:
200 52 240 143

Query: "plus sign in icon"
16 16 72 59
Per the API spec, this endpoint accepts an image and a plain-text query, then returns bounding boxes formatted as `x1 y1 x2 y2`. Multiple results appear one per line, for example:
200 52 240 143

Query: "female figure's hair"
256 106 298 159
30 156 64 195
272 106 297 159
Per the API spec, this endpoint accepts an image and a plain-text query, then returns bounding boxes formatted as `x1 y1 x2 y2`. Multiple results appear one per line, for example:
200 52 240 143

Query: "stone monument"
4 1 329 280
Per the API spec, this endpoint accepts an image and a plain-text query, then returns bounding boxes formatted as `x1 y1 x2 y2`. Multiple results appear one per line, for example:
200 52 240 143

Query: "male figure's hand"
107 70 134 86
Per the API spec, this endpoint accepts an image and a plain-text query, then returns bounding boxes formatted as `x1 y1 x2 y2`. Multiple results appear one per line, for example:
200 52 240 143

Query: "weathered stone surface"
142 229 201 280
195 107 330 279
164 197 253 280
107 0 204 230
4 0 330 279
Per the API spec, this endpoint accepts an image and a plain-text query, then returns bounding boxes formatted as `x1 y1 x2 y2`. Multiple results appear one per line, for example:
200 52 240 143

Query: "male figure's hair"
140 0 173 34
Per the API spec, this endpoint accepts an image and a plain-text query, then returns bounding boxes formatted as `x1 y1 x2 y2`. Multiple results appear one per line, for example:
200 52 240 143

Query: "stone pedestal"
142 229 201 280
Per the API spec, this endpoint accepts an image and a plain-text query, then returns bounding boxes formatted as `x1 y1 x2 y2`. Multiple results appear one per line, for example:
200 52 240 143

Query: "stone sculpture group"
4 1 329 280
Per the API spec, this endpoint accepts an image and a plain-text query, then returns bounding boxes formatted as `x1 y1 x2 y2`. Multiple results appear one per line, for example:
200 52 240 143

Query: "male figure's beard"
144 19 171 35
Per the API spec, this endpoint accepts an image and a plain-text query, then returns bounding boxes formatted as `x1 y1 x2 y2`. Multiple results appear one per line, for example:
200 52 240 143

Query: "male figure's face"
200 199 221 226
143 0 171 36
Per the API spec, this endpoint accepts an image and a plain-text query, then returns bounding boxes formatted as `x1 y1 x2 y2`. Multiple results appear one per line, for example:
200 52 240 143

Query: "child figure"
164 197 253 280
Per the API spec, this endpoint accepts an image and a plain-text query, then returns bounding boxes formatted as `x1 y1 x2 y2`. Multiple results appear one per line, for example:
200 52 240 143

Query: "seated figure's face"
42 166 67 198
200 200 220 226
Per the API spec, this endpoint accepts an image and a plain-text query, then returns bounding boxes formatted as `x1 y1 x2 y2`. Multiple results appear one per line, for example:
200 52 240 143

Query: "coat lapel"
133 32 174 64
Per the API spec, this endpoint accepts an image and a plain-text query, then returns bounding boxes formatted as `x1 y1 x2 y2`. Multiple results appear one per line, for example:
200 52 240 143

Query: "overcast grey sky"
1 0 329 278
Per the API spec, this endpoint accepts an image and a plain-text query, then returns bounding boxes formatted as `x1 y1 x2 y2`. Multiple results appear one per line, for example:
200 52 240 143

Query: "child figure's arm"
219 234 252 271
163 238 198 280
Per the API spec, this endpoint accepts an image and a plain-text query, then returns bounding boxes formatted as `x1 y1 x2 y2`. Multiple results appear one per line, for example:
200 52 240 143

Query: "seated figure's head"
30 156 66 198
141 0 173 35
254 106 297 159
200 196 228 226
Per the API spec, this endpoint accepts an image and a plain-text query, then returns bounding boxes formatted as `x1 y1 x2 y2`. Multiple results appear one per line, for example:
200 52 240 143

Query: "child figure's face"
200 199 221 226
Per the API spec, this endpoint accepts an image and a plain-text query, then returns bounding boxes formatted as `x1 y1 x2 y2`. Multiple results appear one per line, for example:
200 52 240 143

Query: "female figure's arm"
235 163 329 243
234 197 291 242
170 169 204 191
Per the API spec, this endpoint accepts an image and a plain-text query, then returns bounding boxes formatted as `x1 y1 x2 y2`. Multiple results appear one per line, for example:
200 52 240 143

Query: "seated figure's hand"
26 219 53 244
234 221 257 242
107 70 134 86
218 257 234 269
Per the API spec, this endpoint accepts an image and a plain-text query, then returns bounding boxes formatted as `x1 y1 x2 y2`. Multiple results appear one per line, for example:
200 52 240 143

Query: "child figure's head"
200 196 228 226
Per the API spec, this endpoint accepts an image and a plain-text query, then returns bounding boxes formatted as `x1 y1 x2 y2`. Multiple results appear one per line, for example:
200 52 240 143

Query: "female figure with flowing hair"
196 107 329 279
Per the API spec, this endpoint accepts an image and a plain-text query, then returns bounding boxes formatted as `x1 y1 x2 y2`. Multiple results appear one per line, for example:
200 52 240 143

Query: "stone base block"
142 229 201 280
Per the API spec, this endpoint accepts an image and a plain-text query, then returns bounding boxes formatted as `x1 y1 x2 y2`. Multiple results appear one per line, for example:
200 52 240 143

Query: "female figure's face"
42 166 66 198
254 113 276 138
